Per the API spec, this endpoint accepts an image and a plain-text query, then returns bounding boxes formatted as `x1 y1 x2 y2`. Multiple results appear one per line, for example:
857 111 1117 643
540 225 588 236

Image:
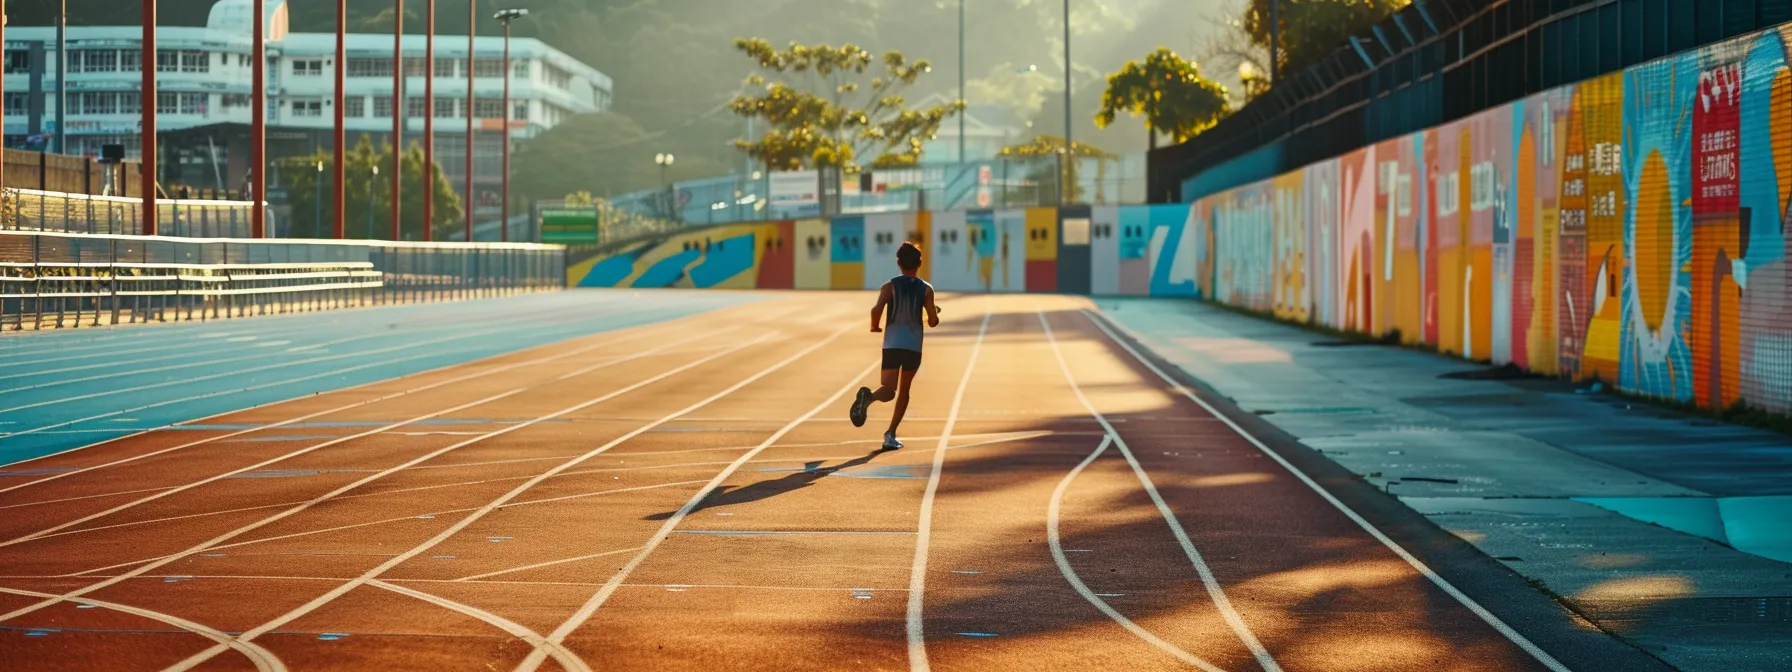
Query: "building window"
121 50 141 71
292 98 324 118
220 93 251 109
3 92 26 115
512 101 529 122
178 93 206 115
156 49 181 72
474 98 505 119
512 60 530 78
345 97 366 118
434 97 459 118
156 92 178 114
74 49 119 73
120 93 141 114
434 58 458 78
5 50 31 74
407 96 428 118
348 57 393 78
374 96 394 118
180 50 209 73
403 57 429 77
293 59 324 76
474 58 506 78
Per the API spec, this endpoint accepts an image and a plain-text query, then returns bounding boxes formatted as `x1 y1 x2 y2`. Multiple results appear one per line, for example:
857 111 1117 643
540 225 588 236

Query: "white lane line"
0 328 738 550
1048 435 1226 671
514 359 884 672
165 326 855 672
0 333 775 627
454 547 644 582
905 312 992 672
367 579 592 672
1082 309 1573 672
0 307 675 494
0 585 286 672
1041 311 1281 672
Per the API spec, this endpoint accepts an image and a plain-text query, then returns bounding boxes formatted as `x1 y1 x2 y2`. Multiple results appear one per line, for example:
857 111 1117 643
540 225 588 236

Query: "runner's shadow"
643 448 894 520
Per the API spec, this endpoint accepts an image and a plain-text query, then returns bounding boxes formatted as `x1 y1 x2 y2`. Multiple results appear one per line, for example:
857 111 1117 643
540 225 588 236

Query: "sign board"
768 170 823 218
1061 217 1091 246
539 207 599 245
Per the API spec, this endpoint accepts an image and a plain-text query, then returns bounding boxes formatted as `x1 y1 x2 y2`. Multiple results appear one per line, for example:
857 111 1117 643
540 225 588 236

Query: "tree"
1243 0 1408 78
1096 48 1231 149
277 136 462 241
998 135 1118 205
728 38 963 173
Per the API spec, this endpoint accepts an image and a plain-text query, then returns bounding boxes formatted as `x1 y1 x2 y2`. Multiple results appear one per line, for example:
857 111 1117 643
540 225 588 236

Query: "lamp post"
493 7 527 243
464 0 475 242
656 153 675 219
390 0 403 241
423 0 435 241
957 0 964 164
1062 0 1071 205
252 0 266 238
314 160 324 237
333 0 347 239
142 0 158 235
368 164 379 239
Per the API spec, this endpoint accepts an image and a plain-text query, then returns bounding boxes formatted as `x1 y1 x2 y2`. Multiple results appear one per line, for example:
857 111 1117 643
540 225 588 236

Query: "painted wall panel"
929 210 977 292
992 209 1028 292
1148 204 1198 298
794 219 832 290
831 216 866 290
1090 206 1121 295
756 220 796 290
1119 206 1153 296
1026 207 1061 293
864 213 909 288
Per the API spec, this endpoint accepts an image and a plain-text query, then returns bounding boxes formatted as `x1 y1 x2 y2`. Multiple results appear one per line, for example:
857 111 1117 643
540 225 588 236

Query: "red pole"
1 0 8 200
333 0 346 239
142 0 158 236
423 0 435 241
390 0 403 240
501 23 510 243
251 0 265 237
465 0 475 242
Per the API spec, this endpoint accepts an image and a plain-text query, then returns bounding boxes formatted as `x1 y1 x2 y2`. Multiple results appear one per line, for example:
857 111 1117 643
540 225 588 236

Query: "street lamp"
655 153 675 219
493 7 528 243
368 164 379 239
314 160 325 237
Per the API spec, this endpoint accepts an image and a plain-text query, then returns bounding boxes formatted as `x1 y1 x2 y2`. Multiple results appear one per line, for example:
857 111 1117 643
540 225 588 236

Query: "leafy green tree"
1243 0 1408 77
1095 48 1231 148
277 136 462 241
728 38 963 173
998 135 1117 205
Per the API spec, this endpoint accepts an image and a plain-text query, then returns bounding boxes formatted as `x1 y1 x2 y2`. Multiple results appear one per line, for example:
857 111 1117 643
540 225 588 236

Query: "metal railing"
3 188 265 238
0 230 565 331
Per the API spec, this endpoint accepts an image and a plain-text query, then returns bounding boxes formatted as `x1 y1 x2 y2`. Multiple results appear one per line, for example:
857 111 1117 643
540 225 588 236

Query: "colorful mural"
1179 23 1792 413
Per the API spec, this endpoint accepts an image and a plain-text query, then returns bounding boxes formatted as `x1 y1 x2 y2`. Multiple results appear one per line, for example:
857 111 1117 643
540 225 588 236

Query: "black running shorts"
881 348 922 372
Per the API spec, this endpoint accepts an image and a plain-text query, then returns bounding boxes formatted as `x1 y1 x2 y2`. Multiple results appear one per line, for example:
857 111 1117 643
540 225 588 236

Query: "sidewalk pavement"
1095 297 1792 672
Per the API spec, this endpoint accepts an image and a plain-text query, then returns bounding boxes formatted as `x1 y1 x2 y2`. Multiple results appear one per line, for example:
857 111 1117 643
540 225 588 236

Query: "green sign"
540 208 599 244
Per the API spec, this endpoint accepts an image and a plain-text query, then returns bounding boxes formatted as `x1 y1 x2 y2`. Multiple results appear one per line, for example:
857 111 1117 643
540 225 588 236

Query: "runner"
850 241 939 449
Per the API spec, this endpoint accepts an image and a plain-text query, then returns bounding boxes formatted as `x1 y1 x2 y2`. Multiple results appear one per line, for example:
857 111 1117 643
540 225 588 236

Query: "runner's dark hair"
897 241 923 271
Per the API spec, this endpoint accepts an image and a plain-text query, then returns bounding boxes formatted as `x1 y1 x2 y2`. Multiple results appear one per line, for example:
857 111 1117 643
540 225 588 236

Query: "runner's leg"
886 367 917 435
873 367 899 402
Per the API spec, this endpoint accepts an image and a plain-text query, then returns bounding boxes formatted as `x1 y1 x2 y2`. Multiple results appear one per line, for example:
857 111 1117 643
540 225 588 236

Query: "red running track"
0 292 1602 671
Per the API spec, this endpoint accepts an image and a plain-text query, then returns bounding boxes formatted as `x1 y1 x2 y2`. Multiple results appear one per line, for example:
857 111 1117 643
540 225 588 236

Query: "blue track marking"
0 290 763 466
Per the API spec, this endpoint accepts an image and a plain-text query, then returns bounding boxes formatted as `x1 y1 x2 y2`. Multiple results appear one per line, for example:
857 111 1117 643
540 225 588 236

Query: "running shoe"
850 386 872 427
882 432 903 450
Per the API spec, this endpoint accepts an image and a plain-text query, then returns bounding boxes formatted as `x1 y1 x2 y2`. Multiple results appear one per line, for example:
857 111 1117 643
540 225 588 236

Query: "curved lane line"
1040 311 1281 672
368 579 593 672
0 585 286 672
1047 434 1228 671
1082 308 1573 672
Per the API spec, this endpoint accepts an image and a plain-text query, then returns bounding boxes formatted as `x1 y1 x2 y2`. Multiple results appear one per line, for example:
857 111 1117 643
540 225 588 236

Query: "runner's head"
897 241 923 273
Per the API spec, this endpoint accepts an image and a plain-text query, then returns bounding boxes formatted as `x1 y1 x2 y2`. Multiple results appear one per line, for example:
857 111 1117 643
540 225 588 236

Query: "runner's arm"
924 287 940 328
870 282 892 333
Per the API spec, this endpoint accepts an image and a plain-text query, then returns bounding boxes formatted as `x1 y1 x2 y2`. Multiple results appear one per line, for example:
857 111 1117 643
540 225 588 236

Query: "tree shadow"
643 447 895 521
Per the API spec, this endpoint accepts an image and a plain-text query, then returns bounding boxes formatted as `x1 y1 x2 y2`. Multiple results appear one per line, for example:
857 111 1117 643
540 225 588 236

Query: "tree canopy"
728 38 962 173
276 136 462 241
1243 0 1409 78
1095 48 1230 148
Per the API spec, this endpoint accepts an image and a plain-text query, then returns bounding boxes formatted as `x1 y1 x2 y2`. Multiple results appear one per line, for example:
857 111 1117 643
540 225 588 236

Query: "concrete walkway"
1096 298 1792 672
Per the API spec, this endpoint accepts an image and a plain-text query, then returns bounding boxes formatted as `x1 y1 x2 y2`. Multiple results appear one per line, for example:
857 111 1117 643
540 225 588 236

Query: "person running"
850 241 939 450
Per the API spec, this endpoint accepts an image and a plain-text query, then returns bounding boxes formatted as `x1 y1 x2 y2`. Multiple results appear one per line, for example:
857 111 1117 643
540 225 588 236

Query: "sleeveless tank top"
882 275 930 351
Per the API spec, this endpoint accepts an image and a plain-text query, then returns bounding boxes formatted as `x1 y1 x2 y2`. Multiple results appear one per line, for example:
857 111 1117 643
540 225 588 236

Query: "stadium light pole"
333 0 347 238
493 7 528 243
464 0 475 242
55 0 65 154
1269 0 1279 83
2 2 8 199
957 0 964 164
251 0 265 237
423 0 435 241
142 0 158 235
1061 0 1071 205
390 0 403 241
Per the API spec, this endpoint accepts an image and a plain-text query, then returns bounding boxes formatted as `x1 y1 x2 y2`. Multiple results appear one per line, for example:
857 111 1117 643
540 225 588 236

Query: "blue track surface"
0 290 759 466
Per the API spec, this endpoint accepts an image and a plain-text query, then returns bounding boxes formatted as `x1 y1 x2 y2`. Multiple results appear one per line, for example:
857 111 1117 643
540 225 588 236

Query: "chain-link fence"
0 230 564 331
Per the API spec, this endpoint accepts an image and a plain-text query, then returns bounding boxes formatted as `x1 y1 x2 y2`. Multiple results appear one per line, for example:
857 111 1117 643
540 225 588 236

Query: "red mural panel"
1691 62 1744 408
756 220 796 290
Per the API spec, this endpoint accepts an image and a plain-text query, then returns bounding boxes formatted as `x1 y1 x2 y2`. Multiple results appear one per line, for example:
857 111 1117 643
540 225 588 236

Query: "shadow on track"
643 447 895 520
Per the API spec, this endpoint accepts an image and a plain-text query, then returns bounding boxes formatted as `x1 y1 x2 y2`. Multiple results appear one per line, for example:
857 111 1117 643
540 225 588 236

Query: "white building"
2 0 611 211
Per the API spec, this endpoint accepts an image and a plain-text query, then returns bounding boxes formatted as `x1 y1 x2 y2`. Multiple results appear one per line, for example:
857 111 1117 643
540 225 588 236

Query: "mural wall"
1185 23 1792 413
565 20 1792 414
